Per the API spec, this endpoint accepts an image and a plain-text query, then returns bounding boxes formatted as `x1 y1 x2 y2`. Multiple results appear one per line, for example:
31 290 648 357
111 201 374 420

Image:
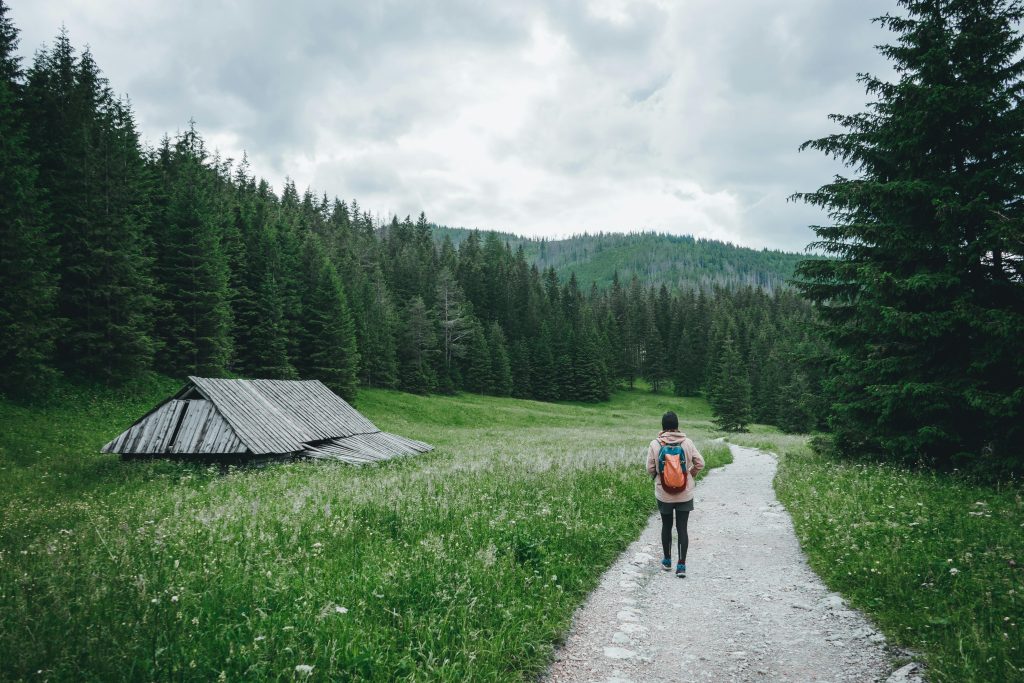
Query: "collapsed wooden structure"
102 377 432 464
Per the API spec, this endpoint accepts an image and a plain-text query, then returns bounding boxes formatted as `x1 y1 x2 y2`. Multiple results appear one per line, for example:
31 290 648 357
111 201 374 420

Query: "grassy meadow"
0 380 729 682
730 430 1024 683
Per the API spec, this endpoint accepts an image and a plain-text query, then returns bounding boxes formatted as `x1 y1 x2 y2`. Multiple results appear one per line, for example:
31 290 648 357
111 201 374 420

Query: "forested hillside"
0 4 818 433
434 228 804 292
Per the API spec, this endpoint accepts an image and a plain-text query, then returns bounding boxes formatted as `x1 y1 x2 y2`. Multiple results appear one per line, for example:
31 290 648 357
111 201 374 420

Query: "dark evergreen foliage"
709 335 753 432
462 323 493 395
487 322 513 397
150 126 232 377
397 296 437 395
359 270 399 389
296 236 359 401
246 274 295 380
0 0 58 397
23 33 154 384
794 0 1024 473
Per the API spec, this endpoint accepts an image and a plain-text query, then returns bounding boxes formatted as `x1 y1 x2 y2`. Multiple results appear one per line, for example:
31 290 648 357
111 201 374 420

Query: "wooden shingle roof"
188 377 378 454
102 377 432 462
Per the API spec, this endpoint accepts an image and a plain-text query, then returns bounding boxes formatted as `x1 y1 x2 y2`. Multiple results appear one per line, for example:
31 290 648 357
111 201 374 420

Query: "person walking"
647 411 705 577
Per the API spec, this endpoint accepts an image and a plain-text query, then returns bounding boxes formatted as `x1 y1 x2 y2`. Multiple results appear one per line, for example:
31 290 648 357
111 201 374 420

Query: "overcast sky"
11 0 895 252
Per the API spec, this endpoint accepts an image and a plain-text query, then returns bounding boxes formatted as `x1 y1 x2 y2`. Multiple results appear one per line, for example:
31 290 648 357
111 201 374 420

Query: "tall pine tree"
151 125 232 376
709 334 753 432
296 235 359 401
0 1 58 397
23 34 154 383
795 0 1024 472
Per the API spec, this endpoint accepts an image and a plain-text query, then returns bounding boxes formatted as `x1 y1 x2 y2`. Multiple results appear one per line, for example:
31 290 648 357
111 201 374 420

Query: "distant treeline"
435 228 805 293
0 7 818 431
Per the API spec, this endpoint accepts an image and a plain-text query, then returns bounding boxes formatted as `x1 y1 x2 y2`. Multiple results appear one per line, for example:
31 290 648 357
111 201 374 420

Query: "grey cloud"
12 0 906 252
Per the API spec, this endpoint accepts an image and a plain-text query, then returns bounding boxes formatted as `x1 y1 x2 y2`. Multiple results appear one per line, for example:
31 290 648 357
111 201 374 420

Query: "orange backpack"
657 440 688 494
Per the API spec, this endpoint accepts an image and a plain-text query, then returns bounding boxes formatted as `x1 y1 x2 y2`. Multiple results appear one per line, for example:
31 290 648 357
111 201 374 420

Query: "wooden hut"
102 376 432 464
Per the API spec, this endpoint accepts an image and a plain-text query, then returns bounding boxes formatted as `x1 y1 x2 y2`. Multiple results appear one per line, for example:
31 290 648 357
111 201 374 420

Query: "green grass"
728 431 1024 683
0 380 727 682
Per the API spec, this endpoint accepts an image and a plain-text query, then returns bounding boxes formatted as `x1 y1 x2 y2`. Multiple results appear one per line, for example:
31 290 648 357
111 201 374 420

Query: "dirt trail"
543 444 903 683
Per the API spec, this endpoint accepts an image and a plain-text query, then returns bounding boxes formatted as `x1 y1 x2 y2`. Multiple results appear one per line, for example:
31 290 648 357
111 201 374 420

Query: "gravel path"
543 444 903 683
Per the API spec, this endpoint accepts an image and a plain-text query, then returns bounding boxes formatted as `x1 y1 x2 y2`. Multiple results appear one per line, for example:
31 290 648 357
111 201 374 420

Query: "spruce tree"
776 372 816 434
463 322 493 394
510 338 533 398
224 162 264 375
529 326 558 401
246 274 296 380
710 335 753 432
23 35 154 383
573 332 611 403
435 267 473 391
552 332 575 400
0 1 58 397
487 321 513 396
795 0 1024 471
397 296 437 394
296 236 359 401
151 125 232 376
643 322 669 392
360 269 399 389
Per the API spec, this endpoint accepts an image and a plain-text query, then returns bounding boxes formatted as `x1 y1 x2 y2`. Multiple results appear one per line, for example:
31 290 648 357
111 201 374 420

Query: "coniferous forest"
0 4 819 433
3 0 1023 477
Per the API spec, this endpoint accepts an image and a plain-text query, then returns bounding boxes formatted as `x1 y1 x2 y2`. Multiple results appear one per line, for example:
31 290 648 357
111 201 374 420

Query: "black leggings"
661 510 689 563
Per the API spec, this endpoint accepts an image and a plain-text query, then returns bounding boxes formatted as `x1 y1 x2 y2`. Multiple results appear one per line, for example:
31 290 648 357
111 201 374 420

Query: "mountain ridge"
432 227 807 291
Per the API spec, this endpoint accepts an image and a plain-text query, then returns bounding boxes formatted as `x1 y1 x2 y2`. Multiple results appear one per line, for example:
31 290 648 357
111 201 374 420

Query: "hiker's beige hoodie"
646 430 705 503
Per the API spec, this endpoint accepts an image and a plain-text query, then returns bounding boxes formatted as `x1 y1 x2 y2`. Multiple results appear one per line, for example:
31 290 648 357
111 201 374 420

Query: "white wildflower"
295 664 314 676
950 567 960 576
335 605 348 614
171 595 179 603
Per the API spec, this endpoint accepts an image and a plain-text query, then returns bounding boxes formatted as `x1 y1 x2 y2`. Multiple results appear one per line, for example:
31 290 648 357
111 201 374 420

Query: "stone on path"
885 662 925 683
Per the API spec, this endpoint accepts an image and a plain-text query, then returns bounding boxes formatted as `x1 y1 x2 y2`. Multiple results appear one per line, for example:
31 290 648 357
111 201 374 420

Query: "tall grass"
729 431 1024 683
0 381 725 681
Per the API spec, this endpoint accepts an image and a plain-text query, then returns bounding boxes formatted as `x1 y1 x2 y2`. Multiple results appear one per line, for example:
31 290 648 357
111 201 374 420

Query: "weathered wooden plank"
249 380 328 441
172 400 213 453
208 415 245 453
165 401 187 451
125 400 182 454
192 402 226 453
206 407 245 453
302 430 432 464
196 409 226 453
191 377 300 454
235 379 308 449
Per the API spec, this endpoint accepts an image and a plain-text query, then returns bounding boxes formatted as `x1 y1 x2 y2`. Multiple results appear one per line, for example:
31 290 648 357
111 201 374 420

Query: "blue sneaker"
676 563 686 578
661 558 672 571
